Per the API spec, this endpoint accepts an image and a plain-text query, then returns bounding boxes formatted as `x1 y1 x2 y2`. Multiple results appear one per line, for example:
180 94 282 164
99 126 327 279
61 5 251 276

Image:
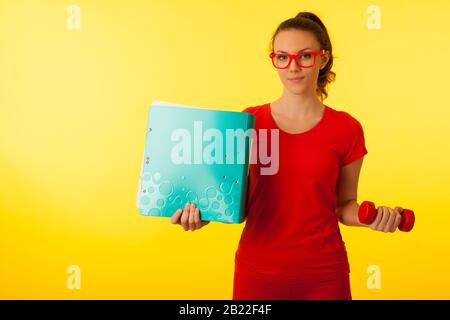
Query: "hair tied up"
295 12 327 34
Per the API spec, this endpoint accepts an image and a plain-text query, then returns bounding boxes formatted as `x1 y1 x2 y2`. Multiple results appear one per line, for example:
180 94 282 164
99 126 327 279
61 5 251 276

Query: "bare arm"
336 158 365 227
336 158 403 232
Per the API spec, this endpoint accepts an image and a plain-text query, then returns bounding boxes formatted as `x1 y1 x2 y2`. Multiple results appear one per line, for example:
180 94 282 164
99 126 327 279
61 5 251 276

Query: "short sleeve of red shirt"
340 113 368 166
236 103 368 281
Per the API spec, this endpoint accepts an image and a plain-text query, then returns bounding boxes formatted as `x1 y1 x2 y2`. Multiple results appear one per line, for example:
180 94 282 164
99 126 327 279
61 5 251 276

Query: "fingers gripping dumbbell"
358 201 415 232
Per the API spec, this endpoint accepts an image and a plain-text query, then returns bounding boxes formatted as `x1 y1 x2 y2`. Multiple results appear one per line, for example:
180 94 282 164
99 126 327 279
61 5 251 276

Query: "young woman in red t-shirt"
171 11 404 300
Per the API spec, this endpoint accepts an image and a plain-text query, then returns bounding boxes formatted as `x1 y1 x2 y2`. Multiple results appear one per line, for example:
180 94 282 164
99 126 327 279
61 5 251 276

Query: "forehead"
273 29 320 52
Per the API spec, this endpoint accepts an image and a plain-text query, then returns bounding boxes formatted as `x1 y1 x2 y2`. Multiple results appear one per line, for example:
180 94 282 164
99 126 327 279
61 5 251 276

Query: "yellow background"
1 0 449 299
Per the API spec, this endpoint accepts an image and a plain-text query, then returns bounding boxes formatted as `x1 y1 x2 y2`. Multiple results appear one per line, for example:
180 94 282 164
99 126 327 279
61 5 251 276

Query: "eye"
299 53 313 59
276 54 288 61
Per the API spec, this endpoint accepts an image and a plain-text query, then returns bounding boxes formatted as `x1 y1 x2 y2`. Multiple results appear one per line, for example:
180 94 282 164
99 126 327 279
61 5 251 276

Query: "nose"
288 57 301 71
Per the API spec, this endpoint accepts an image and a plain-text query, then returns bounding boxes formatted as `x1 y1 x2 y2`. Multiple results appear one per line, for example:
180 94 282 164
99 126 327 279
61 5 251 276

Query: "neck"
274 90 323 118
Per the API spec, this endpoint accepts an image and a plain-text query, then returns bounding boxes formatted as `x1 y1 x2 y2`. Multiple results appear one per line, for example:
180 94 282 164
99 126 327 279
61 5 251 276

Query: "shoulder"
327 105 365 133
241 103 267 116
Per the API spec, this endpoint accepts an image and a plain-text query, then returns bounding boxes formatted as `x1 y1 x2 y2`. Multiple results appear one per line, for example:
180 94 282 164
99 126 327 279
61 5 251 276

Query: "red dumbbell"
358 201 415 232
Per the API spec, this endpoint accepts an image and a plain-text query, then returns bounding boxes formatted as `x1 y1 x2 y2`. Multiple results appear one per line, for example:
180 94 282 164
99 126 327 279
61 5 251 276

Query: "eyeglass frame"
269 49 327 69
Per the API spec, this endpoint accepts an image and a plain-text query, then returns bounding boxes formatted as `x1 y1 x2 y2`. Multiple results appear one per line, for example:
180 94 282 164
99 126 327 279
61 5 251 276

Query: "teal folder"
136 101 255 223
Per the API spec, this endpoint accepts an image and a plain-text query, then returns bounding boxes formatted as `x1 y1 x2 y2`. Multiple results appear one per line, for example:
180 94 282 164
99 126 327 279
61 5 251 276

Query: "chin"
286 86 308 95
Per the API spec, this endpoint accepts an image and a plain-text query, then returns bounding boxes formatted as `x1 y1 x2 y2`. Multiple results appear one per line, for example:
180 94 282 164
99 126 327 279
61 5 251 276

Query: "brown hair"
269 12 336 101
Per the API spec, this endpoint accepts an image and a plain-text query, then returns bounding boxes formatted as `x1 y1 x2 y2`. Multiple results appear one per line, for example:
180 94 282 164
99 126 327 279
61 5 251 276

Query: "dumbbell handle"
358 201 415 232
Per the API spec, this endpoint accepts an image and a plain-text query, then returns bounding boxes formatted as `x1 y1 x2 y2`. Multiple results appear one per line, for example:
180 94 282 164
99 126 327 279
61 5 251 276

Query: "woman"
170 11 404 300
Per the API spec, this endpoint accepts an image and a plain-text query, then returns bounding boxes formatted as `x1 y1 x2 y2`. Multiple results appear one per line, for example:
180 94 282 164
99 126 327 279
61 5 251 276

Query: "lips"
288 77 304 80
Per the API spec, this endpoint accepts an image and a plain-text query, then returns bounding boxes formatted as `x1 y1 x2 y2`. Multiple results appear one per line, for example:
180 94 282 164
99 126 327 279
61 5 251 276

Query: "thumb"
394 206 403 213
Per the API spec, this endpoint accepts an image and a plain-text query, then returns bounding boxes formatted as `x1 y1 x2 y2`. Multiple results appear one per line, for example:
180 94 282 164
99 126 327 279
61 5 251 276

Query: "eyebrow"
276 48 312 53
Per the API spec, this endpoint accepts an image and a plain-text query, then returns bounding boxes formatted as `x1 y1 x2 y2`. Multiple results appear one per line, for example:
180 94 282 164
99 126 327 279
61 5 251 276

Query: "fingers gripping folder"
136 101 255 223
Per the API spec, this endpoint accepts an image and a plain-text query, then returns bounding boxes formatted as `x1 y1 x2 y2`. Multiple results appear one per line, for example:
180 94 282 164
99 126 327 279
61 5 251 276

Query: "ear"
320 51 330 70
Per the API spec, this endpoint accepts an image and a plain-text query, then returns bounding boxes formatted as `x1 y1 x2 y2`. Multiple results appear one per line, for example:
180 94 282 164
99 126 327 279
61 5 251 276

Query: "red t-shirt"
235 102 368 281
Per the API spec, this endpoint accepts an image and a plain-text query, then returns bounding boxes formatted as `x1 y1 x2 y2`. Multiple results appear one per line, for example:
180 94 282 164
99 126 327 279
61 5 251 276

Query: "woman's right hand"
170 202 210 231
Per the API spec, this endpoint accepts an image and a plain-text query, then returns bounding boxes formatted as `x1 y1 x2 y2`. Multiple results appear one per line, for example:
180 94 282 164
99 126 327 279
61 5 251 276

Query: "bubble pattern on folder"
139 171 242 222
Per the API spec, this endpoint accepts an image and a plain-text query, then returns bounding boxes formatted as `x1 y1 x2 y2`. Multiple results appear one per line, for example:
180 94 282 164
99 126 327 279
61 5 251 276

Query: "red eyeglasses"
269 49 326 69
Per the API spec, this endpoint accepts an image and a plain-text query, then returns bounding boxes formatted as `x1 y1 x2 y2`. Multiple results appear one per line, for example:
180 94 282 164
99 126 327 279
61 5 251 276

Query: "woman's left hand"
367 206 403 233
